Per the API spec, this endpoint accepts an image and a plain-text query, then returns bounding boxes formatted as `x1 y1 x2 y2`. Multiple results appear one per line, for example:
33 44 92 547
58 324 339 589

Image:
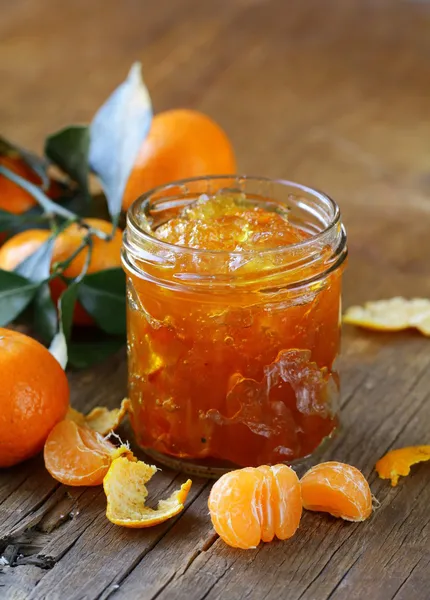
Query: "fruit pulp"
125 192 342 470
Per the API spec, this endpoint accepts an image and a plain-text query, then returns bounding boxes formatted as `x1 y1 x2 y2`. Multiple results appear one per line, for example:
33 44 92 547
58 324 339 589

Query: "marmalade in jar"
122 177 346 475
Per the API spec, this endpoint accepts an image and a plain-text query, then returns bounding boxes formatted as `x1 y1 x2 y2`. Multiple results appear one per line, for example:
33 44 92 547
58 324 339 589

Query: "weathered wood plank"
1 0 430 598
26 477 207 600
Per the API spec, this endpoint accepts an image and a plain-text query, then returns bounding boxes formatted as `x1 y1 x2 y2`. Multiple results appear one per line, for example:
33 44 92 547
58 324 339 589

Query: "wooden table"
1 1 430 598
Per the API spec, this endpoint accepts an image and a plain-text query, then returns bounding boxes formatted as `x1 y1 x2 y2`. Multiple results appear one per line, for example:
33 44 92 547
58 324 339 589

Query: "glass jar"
122 176 347 477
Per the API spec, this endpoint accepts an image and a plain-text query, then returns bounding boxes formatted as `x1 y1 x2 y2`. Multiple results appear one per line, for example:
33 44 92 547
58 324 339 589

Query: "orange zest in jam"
125 192 343 469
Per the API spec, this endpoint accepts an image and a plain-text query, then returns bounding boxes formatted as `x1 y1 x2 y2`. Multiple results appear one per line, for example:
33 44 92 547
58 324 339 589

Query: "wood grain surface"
1 0 430 598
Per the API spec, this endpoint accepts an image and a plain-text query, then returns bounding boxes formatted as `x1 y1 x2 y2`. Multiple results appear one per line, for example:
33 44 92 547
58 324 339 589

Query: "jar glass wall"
122 176 347 477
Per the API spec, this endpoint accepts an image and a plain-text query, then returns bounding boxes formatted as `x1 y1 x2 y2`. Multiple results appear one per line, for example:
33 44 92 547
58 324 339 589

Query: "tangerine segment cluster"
126 192 342 467
208 464 302 549
300 462 372 522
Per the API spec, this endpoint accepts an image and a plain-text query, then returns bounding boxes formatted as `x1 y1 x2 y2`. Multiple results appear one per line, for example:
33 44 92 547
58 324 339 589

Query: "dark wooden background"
1 1 430 598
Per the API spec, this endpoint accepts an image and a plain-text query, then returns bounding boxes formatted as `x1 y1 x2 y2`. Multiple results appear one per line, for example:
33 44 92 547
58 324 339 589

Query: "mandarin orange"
208 464 302 549
300 461 373 522
0 328 69 467
122 109 236 211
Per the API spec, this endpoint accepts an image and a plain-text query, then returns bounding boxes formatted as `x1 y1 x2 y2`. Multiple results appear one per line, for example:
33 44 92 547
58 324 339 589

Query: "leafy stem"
0 164 114 241
51 237 90 275
77 220 112 242
77 236 93 283
0 63 150 368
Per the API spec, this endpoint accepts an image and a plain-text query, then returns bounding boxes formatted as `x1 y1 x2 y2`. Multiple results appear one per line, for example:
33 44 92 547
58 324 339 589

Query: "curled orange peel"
67 398 130 436
375 446 430 486
343 297 430 336
103 456 192 528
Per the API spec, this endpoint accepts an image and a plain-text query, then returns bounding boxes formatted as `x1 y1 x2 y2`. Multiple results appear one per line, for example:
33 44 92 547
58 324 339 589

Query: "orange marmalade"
122 176 347 476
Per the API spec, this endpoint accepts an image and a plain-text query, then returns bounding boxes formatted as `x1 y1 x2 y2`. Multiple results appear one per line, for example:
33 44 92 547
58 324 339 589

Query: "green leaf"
45 126 90 194
0 209 24 233
48 282 79 369
15 236 55 282
67 336 125 369
57 190 92 218
0 269 40 326
49 330 68 369
58 282 78 342
89 62 152 226
77 268 126 335
0 205 49 236
33 283 58 343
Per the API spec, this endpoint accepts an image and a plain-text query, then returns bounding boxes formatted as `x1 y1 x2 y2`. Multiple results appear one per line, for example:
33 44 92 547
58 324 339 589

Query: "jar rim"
126 174 341 258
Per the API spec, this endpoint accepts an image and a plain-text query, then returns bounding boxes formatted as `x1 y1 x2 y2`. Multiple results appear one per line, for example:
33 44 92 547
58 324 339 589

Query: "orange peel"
67 398 130 436
343 297 430 335
375 445 430 486
103 456 192 528
44 420 132 486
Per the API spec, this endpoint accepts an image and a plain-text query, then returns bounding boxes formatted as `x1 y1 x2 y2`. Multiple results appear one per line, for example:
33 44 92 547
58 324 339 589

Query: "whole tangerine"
122 109 237 211
0 328 70 467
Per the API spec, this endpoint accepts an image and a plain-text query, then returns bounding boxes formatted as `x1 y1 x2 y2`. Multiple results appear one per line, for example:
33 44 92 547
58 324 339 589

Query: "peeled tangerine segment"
343 297 430 335
208 464 302 550
103 456 192 528
300 462 372 522
375 446 430 487
44 420 131 486
67 398 130 436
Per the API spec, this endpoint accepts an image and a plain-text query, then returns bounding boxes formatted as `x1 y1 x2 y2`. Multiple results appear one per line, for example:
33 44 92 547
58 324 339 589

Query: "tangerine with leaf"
0 150 62 244
122 109 237 211
0 217 123 325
